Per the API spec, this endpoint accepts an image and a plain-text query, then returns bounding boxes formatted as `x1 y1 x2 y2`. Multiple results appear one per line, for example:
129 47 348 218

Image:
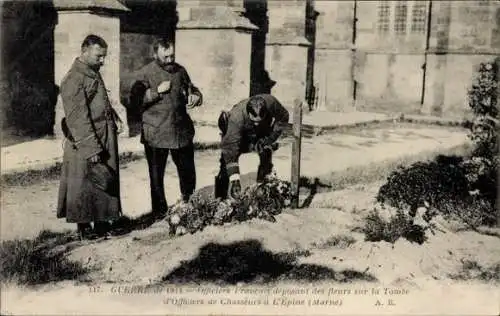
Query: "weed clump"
0 230 88 285
374 59 499 233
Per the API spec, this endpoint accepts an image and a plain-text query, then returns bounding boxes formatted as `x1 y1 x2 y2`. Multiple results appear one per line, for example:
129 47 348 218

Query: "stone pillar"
176 4 258 123
313 1 355 112
266 0 311 112
53 1 129 138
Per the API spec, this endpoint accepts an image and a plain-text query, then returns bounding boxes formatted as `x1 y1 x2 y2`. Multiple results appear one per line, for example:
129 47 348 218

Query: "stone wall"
423 0 500 118
266 44 309 110
120 33 156 92
175 5 256 122
176 28 253 121
313 0 499 118
119 32 157 136
3 0 500 142
266 0 310 111
313 1 354 112
353 1 428 114
1 1 58 138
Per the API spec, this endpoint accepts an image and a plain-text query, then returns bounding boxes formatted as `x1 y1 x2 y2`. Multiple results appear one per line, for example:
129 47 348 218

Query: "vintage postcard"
1 0 499 315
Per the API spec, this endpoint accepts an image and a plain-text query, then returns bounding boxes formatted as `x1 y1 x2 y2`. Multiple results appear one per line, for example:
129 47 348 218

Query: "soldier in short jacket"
215 94 290 199
129 38 202 217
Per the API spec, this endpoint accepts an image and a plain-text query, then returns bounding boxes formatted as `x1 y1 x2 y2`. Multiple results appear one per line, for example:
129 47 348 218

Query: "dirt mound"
61 183 500 288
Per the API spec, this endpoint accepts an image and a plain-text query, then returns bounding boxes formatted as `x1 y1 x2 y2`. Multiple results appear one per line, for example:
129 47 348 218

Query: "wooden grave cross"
290 99 303 209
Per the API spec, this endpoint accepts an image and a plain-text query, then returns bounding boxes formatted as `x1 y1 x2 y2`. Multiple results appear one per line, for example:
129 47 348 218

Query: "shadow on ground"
161 239 376 285
110 211 162 235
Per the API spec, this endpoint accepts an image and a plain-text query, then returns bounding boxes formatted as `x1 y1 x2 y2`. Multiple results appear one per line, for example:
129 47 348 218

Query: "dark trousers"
215 148 273 199
144 143 196 214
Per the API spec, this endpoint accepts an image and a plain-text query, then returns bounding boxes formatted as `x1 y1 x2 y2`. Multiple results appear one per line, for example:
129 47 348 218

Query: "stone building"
1 0 499 139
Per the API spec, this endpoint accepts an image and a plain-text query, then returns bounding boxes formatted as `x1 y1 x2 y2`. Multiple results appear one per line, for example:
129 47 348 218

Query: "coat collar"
71 58 99 79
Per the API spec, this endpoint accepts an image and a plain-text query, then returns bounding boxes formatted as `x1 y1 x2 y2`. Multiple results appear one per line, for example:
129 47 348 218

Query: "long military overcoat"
57 58 121 223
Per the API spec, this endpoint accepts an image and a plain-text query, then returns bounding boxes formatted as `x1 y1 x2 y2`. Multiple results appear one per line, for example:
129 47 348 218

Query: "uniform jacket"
130 61 202 149
57 58 121 223
221 94 290 177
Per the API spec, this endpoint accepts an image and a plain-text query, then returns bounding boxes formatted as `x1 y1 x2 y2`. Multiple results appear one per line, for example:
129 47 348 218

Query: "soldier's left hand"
187 93 201 109
254 139 264 153
116 120 123 134
255 138 272 153
88 153 101 164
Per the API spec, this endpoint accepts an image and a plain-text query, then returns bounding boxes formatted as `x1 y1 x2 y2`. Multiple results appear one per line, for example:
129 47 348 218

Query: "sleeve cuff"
229 174 240 182
226 162 240 177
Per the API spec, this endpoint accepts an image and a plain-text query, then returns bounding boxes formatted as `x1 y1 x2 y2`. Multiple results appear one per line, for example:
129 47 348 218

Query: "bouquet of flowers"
166 173 293 236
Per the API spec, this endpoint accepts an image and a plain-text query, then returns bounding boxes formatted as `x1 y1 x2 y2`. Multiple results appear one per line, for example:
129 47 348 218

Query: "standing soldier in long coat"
57 35 122 240
129 38 202 219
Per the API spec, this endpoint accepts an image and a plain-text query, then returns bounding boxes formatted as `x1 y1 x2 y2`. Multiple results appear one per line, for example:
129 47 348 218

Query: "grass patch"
311 234 357 249
0 230 89 286
1 144 219 188
283 119 398 139
193 120 218 128
193 141 219 151
1 162 63 188
308 142 473 193
449 259 500 283
377 153 497 229
358 208 427 244
1 152 144 188
282 114 468 139
398 114 471 129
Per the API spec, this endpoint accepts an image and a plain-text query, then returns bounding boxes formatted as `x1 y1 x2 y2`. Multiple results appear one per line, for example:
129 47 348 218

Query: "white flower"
265 169 278 181
176 226 187 236
469 189 480 196
247 205 255 215
217 201 229 212
170 214 181 225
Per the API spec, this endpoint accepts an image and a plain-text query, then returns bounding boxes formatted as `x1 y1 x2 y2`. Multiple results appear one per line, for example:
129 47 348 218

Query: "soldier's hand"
255 138 272 153
254 139 264 153
187 93 201 109
88 154 101 164
116 119 124 134
229 179 241 199
157 81 171 94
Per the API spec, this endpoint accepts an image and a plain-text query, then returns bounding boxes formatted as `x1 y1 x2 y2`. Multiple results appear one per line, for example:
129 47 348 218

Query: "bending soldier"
215 94 290 199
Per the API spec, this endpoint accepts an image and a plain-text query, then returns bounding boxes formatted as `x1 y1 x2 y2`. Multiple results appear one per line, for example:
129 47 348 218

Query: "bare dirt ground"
0 123 468 240
1 124 499 315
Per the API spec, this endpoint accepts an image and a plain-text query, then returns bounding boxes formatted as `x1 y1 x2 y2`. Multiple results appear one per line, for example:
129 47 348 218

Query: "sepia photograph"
0 0 499 315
